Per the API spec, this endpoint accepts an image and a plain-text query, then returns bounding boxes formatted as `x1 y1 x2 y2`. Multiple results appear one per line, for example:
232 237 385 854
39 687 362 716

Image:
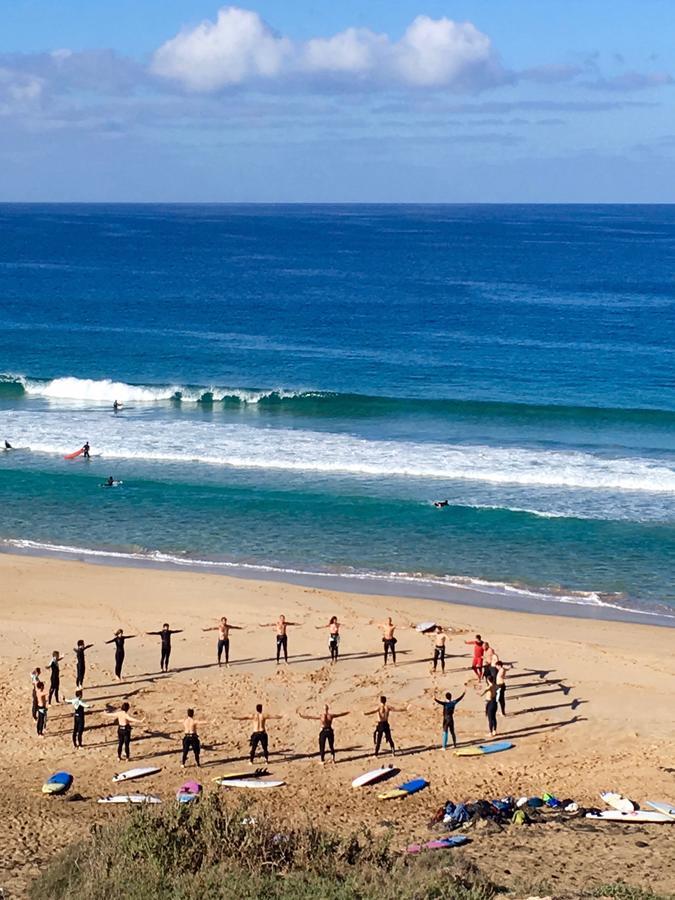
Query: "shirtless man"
146 623 183 673
482 676 499 737
299 704 350 764
31 667 41 720
375 618 400 666
465 634 484 682
104 702 145 761
181 708 204 767
431 626 447 674
232 704 283 764
259 615 301 665
64 690 93 748
34 680 48 736
203 617 243 667
495 659 511 715
364 695 407 757
482 641 499 680
316 616 342 664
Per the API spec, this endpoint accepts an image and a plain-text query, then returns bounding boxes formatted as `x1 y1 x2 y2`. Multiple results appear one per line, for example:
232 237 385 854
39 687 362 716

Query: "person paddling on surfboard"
104 702 145 761
202 616 243 667
364 696 408 757
299 704 350 765
232 704 283 765
146 623 183 673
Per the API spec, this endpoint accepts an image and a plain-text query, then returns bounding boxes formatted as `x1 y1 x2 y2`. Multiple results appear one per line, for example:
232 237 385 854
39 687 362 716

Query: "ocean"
1 203 674 622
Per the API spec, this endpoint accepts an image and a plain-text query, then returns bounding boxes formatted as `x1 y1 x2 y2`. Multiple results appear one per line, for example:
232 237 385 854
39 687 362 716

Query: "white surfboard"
98 794 161 804
351 766 399 788
416 622 437 633
217 779 285 789
586 810 673 824
600 791 635 814
646 801 675 820
112 766 161 783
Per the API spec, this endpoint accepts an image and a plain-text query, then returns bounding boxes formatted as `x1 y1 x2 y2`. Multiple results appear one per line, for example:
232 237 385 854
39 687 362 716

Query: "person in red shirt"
465 634 485 681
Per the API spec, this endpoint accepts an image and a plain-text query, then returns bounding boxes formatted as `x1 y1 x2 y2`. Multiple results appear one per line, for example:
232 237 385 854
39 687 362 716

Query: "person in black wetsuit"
47 651 63 704
105 630 137 681
4 440 12 450
434 690 465 750
73 639 94 688
146 623 183 672
82 441 90 459
299 704 350 765
65 690 92 748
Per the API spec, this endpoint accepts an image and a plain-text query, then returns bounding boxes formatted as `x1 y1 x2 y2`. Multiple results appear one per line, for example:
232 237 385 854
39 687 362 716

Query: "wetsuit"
36 704 47 736
432 643 446 673
276 633 288 664
182 733 201 766
217 637 230 665
250 730 269 763
328 632 340 662
434 696 463 749
31 675 39 720
83 443 90 459
48 659 60 704
383 637 397 665
74 646 88 688
70 699 87 747
484 683 498 733
374 720 395 756
117 724 131 760
111 636 126 679
148 630 181 672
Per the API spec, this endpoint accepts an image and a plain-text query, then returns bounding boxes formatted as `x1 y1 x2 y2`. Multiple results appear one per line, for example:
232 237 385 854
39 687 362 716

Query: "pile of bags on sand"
428 794 589 830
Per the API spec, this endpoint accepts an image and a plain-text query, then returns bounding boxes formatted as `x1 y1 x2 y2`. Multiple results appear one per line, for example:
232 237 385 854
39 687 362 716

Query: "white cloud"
152 6 503 92
0 67 44 114
152 7 292 91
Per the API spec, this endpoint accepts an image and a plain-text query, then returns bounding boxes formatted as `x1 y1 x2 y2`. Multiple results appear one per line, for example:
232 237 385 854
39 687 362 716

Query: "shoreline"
3 538 674 629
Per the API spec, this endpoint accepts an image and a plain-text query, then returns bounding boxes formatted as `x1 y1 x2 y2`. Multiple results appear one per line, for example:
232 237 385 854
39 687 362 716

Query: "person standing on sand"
482 676 499 737
232 704 283 765
495 660 510 715
203 616 243 667
434 691 465 749
375 618 401 666
64 690 92 749
31 667 41 720
47 650 63 704
259 615 302 665
34 681 48 736
431 626 447 673
316 616 342 663
299 704 350 764
364 695 407 757
104 702 145 761
482 641 499 680
181 708 204 767
465 634 484 681
105 630 137 681
146 623 183 672
73 639 94 689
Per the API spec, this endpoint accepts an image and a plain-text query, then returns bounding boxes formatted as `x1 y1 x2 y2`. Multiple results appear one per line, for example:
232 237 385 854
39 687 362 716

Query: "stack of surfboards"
586 792 675 824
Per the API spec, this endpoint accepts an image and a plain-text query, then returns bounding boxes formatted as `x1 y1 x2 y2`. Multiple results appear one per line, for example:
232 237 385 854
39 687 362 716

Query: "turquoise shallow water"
1 204 674 620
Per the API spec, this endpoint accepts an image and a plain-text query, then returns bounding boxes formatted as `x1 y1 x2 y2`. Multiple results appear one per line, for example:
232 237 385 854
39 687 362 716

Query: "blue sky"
1 1 674 201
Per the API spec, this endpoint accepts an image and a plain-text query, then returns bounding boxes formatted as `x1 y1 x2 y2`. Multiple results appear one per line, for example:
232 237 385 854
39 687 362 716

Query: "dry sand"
1 553 673 897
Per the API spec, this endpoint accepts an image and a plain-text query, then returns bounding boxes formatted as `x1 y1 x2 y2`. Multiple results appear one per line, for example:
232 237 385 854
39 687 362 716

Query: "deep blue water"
1 204 674 619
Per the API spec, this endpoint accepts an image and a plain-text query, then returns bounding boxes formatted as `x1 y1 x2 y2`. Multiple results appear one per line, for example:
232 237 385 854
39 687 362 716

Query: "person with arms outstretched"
232 704 282 764
364 695 407 757
315 616 342 663
146 623 183 672
104 702 145 761
105 629 137 681
47 650 63 704
259 615 301 665
434 690 465 749
299 704 350 764
65 690 93 748
465 634 484 682
73 639 93 688
203 616 243 667
374 618 402 666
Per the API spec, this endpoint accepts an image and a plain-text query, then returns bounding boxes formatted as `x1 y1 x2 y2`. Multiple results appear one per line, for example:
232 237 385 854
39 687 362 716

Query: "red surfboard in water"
63 447 85 460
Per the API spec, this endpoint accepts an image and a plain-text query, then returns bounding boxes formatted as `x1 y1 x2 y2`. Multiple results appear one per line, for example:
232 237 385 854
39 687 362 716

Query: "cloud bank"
151 7 506 92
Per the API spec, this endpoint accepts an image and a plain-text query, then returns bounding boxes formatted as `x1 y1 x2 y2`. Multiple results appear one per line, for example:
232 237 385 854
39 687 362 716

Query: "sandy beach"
1 552 674 897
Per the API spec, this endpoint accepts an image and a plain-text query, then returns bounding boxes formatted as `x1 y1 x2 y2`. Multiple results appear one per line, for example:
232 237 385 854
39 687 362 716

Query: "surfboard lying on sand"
646 801 675 820
378 777 428 800
213 768 269 782
586 810 673 824
42 772 73 795
454 741 514 757
406 835 469 854
600 791 635 814
415 622 437 634
351 765 400 788
112 766 161 783
217 779 285 789
98 794 162 804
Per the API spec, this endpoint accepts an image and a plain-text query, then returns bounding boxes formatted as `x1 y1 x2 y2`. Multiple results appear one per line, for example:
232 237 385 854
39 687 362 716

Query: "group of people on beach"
29 616 508 766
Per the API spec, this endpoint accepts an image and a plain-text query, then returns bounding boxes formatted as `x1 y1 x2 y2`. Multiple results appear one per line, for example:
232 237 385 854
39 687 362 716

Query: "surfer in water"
105 629 137 681
4 440 12 450
104 702 145 761
434 690 465 749
82 441 90 459
102 476 115 487
299 704 350 765
316 616 342 663
202 616 243 667
364 696 407 757
113 400 120 412
181 708 203 767
64 690 92 748
259 615 302 665
433 499 449 508
146 623 183 672
74 639 94 688
232 704 283 765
